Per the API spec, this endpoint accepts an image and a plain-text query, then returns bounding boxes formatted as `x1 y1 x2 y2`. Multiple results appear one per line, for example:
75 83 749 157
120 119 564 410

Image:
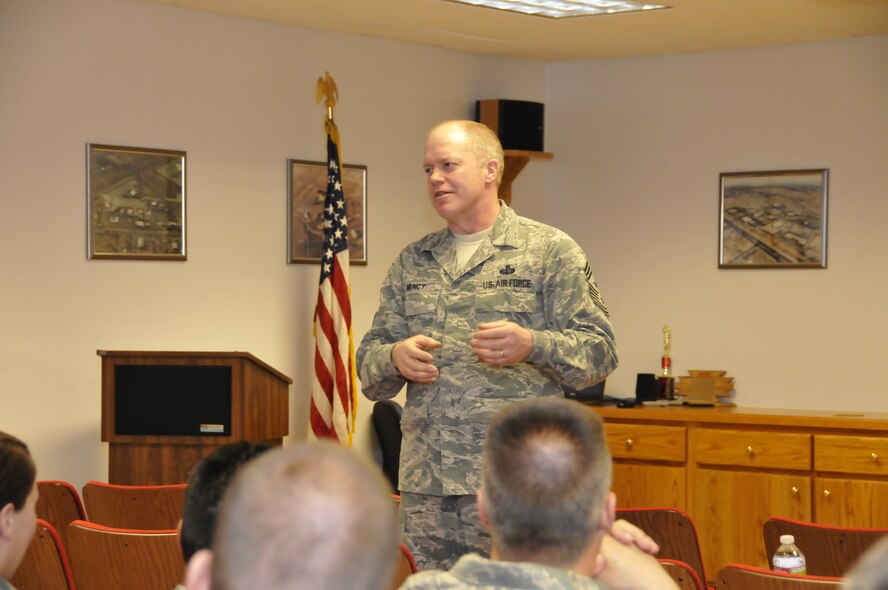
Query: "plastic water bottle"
772 534 807 575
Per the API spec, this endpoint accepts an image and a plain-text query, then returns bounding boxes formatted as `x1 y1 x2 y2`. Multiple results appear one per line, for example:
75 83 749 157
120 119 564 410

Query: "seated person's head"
480 397 614 567
845 536 888 590
204 442 399 590
0 432 38 582
180 441 271 562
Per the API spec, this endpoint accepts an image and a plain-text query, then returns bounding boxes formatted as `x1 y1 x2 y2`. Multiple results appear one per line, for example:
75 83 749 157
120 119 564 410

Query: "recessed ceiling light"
443 0 668 19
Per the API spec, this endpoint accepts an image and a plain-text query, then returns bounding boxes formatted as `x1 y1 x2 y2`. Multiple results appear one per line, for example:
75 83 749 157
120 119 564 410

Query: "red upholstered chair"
716 563 845 589
763 516 888 577
616 507 707 585
81 480 186 529
65 520 184 590
36 480 87 550
390 544 418 589
9 519 75 590
659 558 706 590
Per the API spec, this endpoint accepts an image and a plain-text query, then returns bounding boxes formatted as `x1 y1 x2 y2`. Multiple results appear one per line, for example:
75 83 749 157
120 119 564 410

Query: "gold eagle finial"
316 71 338 120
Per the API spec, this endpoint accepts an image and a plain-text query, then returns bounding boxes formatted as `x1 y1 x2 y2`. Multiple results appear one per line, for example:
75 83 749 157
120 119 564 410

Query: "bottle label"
773 556 806 574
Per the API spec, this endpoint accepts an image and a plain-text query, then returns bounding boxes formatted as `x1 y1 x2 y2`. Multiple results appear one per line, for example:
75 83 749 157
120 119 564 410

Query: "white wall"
546 36 888 411
2 0 885 489
0 0 546 486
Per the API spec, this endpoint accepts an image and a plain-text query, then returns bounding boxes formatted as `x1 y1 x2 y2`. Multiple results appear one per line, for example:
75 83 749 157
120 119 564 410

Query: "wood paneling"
814 477 888 528
605 423 686 462
613 463 686 510
695 428 811 470
694 468 810 575
814 435 888 476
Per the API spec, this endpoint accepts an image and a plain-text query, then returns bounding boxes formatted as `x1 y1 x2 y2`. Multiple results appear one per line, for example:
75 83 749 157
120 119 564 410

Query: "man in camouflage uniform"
357 120 618 571
401 398 678 590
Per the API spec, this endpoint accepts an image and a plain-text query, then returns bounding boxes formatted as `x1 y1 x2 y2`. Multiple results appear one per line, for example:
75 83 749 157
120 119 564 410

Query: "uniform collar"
421 201 520 255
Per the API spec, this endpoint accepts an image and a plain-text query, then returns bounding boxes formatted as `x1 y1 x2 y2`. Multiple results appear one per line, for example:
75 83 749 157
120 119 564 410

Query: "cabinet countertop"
588 404 888 433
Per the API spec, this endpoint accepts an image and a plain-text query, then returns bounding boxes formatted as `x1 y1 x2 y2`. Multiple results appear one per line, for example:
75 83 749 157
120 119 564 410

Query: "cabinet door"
693 468 810 579
612 462 685 510
815 476 888 528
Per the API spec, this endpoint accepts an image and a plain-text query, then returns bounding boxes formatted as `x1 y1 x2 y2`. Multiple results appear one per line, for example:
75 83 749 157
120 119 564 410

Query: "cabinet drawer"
695 428 811 470
604 423 686 462
815 435 888 476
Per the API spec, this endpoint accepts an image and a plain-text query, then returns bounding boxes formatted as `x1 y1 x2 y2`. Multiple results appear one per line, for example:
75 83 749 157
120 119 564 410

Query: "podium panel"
99 350 292 484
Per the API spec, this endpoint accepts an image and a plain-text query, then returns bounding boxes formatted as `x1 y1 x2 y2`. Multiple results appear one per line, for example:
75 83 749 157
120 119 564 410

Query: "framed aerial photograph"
719 169 828 269
87 144 186 260
288 158 367 265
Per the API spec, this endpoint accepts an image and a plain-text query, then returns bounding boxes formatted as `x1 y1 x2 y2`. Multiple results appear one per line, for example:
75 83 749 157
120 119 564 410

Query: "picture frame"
288 158 367 265
87 144 186 260
719 169 828 269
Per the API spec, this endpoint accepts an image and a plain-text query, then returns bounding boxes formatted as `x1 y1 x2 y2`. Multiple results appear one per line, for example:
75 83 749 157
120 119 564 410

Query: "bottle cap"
780 534 795 544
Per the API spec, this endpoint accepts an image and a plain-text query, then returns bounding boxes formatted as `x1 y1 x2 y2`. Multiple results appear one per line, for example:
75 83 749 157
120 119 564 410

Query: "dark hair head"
482 397 612 566
180 441 272 561
0 432 36 511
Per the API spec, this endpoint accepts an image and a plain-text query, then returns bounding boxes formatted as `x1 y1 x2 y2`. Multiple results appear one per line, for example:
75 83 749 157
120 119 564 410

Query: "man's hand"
610 519 659 555
595 534 678 590
392 335 441 383
470 320 533 366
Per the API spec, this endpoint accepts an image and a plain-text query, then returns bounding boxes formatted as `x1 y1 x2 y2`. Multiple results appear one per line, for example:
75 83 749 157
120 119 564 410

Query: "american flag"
310 123 356 444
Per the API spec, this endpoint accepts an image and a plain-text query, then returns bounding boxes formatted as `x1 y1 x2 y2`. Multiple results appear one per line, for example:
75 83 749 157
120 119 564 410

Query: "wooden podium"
99 350 292 484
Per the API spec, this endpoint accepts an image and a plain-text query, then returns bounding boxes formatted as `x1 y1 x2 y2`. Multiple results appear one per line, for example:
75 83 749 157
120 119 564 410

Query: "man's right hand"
392 335 441 384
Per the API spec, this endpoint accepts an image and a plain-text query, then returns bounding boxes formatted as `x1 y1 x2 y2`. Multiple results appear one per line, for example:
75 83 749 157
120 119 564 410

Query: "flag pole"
310 71 357 445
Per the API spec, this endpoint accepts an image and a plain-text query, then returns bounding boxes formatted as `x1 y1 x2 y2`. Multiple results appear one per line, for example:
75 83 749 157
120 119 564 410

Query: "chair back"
716 563 845 589
389 543 418 589
9 519 75 590
65 520 184 590
372 400 403 493
37 481 87 545
82 480 185 529
659 559 705 590
616 507 707 584
763 516 888 577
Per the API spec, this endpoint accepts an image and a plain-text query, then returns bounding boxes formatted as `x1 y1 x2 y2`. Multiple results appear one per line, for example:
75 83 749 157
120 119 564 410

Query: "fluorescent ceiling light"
444 0 669 19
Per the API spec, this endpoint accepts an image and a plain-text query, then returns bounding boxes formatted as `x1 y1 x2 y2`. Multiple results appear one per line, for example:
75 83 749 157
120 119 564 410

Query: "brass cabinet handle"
823 489 831 498
624 439 634 449
746 446 755 456
872 452 879 462
791 486 799 495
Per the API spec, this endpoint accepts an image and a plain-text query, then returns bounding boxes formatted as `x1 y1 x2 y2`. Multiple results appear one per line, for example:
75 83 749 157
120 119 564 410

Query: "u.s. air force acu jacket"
356 203 617 496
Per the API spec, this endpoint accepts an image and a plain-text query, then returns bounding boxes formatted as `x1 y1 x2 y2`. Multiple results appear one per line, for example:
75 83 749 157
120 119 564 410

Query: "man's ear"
484 159 500 186
600 491 616 532
476 488 491 530
184 549 213 590
0 502 15 540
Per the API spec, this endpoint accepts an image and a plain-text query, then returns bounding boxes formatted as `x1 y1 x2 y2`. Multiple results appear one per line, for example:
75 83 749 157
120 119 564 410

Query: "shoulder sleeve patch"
583 261 609 317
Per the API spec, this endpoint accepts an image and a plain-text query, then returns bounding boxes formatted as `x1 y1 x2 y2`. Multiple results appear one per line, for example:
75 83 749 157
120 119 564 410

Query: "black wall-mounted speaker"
475 99 545 152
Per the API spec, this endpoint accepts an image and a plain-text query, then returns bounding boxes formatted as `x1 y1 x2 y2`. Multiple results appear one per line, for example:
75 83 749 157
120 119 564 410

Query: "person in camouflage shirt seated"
400 398 678 590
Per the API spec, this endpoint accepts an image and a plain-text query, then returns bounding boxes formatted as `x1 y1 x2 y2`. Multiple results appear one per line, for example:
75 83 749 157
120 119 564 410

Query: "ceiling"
142 0 888 61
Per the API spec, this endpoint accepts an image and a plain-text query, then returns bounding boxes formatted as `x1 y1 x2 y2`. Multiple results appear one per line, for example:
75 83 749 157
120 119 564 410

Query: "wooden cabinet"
612 463 686 510
605 423 687 509
694 469 810 575
814 477 888 527
814 434 888 527
593 406 888 583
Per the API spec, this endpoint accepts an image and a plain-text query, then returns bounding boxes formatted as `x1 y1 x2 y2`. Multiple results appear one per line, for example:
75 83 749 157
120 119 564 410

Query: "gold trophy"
658 325 676 399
